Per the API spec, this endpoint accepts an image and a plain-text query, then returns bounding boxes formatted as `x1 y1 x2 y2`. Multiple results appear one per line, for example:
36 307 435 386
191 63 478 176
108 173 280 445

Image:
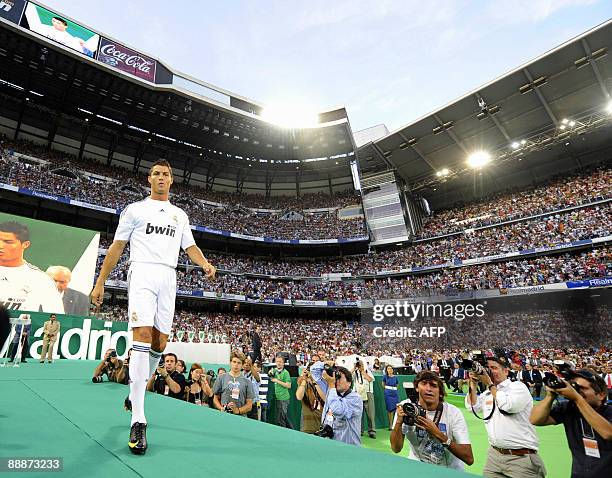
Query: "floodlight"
511 142 520 149
441 168 449 176
261 103 319 128
467 151 491 168
607 101 612 114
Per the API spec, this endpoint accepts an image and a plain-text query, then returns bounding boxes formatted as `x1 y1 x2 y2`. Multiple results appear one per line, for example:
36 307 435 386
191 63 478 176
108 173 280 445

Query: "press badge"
583 438 600 458
581 419 600 458
231 383 240 400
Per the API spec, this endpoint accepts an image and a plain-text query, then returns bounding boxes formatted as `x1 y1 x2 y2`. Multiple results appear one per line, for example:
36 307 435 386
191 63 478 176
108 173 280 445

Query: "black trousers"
9 336 29 361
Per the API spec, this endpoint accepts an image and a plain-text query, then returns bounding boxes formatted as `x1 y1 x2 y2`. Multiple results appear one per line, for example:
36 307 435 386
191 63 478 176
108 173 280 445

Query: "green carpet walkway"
0 360 471 478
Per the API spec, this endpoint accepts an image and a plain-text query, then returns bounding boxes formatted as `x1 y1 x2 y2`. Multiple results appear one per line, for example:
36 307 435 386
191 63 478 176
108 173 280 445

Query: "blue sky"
42 0 611 132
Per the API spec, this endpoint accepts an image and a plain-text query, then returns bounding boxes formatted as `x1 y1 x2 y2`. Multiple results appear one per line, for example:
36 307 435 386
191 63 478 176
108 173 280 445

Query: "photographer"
185 363 213 406
92 348 124 383
353 360 376 439
466 356 546 478
146 352 186 400
531 368 612 478
391 371 473 470
115 348 131 385
296 365 325 433
212 351 254 416
319 365 362 446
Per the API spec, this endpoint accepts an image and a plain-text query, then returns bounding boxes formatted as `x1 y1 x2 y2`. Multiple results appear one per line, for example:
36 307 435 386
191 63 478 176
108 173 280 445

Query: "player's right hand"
90 284 105 308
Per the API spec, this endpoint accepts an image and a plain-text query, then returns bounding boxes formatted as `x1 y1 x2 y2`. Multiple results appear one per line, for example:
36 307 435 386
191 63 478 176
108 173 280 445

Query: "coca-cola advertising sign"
97 37 156 82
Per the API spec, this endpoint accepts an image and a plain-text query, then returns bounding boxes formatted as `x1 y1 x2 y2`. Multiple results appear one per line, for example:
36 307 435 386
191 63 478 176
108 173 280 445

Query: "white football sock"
130 341 151 426
148 349 163 377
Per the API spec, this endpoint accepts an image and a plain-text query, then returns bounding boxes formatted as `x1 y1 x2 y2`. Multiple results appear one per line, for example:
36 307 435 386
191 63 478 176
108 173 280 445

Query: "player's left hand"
203 262 216 280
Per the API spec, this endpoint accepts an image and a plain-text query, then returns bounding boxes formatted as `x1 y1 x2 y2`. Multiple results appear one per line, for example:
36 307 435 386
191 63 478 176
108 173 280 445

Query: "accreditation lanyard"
580 418 600 459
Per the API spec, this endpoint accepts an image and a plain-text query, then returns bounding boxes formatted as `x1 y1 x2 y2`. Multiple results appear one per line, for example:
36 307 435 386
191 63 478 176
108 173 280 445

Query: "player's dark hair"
52 17 68 26
149 160 173 177
0 221 30 242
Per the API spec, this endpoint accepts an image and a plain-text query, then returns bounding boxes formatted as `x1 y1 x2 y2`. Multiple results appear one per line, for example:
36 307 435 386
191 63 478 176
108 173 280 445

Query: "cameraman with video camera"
92 348 124 383
531 367 612 478
391 371 473 470
466 355 546 478
317 365 362 446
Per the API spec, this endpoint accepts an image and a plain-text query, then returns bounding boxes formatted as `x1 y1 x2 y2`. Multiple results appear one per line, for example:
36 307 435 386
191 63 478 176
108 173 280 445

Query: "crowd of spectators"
96 202 611 277
0 138 365 239
418 167 611 239
98 246 611 301
98 303 611 362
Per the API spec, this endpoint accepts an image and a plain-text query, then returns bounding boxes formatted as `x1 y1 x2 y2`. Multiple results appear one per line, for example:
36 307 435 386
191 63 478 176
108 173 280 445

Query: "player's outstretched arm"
185 245 216 279
90 240 128 307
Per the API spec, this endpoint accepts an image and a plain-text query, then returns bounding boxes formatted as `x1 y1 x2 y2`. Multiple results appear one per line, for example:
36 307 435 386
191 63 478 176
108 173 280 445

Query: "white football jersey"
0 262 65 313
114 198 196 268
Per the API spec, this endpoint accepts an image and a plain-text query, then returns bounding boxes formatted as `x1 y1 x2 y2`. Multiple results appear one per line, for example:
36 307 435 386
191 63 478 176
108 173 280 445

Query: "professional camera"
314 423 334 439
323 364 341 380
207 369 216 379
106 349 117 363
542 361 579 391
462 350 486 375
223 404 234 413
402 382 426 426
92 376 103 383
402 401 426 426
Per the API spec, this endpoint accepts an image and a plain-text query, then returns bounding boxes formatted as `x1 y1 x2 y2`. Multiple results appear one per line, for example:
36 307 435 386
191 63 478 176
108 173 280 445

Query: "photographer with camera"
296 365 325 433
115 348 132 385
317 365 362 446
185 363 214 406
212 351 254 416
353 359 376 439
146 352 186 400
92 348 124 383
466 356 546 478
531 368 612 478
268 355 293 429
391 371 473 470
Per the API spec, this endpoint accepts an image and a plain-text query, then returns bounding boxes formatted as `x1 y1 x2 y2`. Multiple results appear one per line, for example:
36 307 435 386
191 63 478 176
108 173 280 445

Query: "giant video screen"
19 2 100 58
0 212 100 315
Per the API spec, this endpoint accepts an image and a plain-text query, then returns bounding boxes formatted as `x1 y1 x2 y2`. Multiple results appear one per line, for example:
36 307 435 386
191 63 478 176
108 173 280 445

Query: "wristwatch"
441 436 452 448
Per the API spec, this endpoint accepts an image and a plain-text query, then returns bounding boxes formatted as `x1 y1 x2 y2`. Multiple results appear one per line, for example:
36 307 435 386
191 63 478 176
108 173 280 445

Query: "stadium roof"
0 5 356 191
357 19 612 210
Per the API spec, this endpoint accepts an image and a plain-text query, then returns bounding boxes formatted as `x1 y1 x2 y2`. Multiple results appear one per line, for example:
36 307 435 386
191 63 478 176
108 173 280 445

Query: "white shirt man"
466 357 546 478
0 221 64 314
1 263 64 313
395 400 471 471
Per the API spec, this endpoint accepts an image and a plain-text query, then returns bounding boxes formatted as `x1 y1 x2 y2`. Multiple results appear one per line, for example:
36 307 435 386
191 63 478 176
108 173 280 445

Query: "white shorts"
127 262 176 335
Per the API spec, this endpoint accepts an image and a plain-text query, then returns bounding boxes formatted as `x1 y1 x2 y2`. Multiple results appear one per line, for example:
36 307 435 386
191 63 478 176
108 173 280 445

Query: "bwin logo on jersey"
145 223 176 237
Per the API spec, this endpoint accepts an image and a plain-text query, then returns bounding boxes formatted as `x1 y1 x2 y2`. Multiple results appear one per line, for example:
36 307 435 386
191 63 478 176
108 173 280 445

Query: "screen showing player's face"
0 232 30 267
52 18 68 32
148 166 173 195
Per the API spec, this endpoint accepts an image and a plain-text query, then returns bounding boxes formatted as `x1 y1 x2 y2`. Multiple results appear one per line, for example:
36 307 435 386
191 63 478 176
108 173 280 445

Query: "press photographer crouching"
92 348 127 384
146 352 186 399
391 371 473 471
531 367 612 478
316 365 362 446
466 355 546 478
